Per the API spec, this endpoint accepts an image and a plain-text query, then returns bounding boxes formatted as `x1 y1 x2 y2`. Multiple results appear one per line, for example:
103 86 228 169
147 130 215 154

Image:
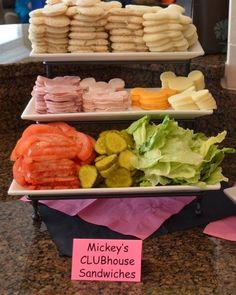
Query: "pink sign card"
71 239 143 282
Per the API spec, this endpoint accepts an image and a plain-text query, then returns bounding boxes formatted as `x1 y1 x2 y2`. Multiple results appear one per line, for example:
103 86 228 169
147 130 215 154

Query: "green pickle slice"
94 136 107 155
99 162 119 178
95 154 118 171
105 167 133 188
118 149 137 171
91 128 137 188
78 165 98 188
105 132 127 154
120 130 134 148
99 130 120 137
95 155 106 162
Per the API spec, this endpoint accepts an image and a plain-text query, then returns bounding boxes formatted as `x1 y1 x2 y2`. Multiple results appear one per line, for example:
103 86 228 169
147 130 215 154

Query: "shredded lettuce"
127 116 235 187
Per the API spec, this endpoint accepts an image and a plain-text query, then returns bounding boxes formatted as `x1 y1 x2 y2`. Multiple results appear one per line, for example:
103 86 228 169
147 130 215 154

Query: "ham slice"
32 75 129 114
108 78 125 91
32 75 82 114
81 78 130 112
80 77 96 90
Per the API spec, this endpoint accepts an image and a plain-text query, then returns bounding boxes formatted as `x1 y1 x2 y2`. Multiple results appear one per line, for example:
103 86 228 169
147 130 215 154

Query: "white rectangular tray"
8 180 221 197
224 187 236 205
30 41 204 62
21 96 213 122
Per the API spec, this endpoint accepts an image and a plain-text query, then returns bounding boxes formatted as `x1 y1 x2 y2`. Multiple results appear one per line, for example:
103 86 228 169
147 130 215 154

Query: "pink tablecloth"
203 216 236 241
22 196 195 239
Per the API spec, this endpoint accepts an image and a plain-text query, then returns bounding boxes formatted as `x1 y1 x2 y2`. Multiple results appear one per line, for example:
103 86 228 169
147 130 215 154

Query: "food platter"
21 96 213 122
8 180 221 198
224 187 236 205
30 41 204 62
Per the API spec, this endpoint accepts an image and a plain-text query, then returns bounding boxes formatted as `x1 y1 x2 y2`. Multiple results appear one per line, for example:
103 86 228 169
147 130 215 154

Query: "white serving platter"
30 41 204 62
21 96 213 122
8 180 221 198
224 187 236 205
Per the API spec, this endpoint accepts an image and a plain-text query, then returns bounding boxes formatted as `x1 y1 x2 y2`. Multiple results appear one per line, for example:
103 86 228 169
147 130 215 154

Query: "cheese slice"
171 102 199 110
188 70 205 90
192 90 217 110
182 85 196 93
160 71 176 88
168 91 199 110
168 76 194 93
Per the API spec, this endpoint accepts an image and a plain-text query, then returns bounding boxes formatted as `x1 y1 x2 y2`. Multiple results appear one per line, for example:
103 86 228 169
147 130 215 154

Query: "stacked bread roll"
183 23 198 47
106 7 148 52
28 9 47 53
68 0 110 53
28 2 199 54
143 4 198 52
28 0 70 53
43 1 70 53
63 0 79 20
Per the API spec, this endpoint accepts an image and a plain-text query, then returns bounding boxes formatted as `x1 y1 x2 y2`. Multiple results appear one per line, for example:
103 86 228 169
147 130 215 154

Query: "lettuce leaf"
127 116 235 186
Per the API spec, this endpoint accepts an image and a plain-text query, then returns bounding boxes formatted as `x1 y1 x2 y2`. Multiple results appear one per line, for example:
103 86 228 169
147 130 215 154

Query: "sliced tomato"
80 150 97 165
21 124 65 138
87 135 96 147
80 135 97 164
48 122 78 137
13 157 26 185
11 133 77 161
75 132 94 161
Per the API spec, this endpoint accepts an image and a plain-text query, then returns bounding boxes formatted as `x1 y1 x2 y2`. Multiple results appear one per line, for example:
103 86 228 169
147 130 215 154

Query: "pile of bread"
28 0 198 53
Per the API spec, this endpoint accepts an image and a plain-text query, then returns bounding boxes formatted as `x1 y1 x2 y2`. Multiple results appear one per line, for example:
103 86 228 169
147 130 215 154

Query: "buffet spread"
7 1 236 219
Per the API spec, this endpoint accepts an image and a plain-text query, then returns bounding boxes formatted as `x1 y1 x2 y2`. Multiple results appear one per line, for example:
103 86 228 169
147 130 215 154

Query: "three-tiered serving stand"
8 41 222 222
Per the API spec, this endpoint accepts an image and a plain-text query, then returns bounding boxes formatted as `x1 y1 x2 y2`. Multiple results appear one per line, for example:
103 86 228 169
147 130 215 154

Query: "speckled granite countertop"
0 55 236 295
